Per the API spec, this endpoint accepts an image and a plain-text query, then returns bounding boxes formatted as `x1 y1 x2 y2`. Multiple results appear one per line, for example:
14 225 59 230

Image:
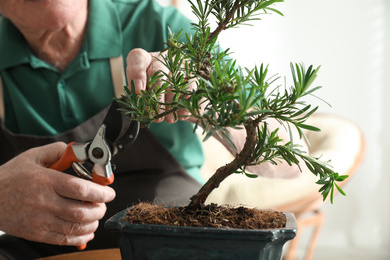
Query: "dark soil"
122 202 286 229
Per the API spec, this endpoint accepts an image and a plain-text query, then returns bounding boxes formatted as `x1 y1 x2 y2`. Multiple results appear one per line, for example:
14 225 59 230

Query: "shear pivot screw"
92 147 104 159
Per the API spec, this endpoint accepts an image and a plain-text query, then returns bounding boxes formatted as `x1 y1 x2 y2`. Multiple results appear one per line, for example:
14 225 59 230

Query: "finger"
178 78 197 121
148 52 170 123
52 197 107 223
18 208 98 246
53 218 99 236
178 108 191 121
52 173 116 203
41 229 95 246
35 142 67 167
164 87 177 123
37 213 99 237
126 48 153 94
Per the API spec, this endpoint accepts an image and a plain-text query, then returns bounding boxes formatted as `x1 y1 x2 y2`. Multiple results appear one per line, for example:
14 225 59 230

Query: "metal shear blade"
50 100 140 185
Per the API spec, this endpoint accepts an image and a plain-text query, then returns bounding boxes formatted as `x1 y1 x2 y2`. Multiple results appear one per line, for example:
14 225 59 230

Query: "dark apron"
0 57 201 259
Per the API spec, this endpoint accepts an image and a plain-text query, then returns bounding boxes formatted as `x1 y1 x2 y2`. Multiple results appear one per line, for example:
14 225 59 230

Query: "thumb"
37 142 68 167
126 48 154 94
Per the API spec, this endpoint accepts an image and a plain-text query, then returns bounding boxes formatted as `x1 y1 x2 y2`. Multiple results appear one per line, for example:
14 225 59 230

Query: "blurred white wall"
170 0 389 258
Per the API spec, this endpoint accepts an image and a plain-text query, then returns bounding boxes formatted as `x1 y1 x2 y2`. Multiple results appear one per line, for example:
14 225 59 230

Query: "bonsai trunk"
188 116 262 209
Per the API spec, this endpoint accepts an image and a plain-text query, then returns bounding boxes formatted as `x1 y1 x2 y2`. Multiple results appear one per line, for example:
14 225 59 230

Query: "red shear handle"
77 244 87 251
77 173 114 251
49 142 78 171
92 172 115 186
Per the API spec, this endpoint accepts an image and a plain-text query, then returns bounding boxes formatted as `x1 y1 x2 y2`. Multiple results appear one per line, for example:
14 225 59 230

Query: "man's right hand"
0 142 116 246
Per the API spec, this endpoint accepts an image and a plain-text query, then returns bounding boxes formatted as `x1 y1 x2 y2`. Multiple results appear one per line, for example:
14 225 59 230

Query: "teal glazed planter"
105 208 297 260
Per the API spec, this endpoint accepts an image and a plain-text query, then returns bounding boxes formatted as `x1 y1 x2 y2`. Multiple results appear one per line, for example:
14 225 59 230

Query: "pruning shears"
49 100 140 249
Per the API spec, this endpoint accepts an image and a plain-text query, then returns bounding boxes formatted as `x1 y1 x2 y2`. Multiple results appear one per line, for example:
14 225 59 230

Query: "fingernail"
166 118 176 124
154 117 164 123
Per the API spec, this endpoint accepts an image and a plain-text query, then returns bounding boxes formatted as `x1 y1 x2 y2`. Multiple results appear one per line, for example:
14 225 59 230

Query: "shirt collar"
0 17 32 70
0 0 123 71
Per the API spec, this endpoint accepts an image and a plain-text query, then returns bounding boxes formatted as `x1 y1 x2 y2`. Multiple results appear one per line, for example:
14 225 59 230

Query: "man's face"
0 0 88 31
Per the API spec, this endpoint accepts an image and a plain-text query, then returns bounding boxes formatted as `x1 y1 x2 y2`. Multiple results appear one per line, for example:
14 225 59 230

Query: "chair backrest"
274 113 365 216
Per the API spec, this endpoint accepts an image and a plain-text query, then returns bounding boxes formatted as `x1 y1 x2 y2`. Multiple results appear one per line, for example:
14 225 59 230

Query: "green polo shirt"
0 0 205 183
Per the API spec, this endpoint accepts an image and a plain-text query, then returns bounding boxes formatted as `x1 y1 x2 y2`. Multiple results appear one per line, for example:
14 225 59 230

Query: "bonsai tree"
117 0 348 210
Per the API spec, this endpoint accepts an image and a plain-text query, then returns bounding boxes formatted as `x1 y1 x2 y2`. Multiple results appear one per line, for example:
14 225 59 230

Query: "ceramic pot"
105 208 297 260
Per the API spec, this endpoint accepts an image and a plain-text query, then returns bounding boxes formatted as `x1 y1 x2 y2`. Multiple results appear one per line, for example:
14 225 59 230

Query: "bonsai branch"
208 0 246 41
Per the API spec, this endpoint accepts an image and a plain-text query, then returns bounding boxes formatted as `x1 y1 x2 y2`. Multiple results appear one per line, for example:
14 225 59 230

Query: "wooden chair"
201 113 365 260
276 114 365 260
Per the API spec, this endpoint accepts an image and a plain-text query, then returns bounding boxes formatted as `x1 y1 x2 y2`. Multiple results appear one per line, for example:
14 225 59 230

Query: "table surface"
36 248 121 260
